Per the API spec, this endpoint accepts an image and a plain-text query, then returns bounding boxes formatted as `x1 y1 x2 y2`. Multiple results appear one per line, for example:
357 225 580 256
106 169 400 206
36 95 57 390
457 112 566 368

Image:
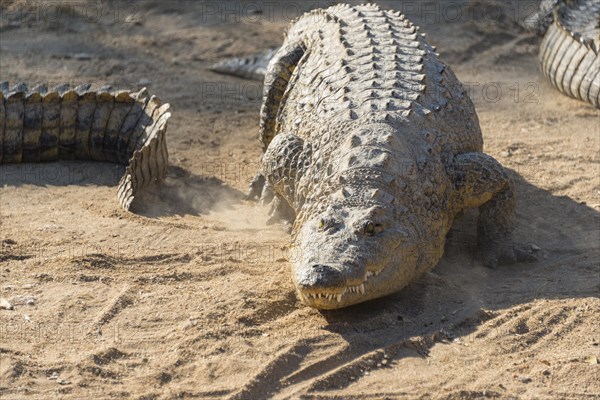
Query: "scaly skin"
526 0 599 107
247 4 535 309
0 82 171 210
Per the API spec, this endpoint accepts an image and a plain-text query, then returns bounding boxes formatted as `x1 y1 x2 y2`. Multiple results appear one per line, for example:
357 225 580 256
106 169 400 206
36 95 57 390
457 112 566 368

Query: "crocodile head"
291 200 419 309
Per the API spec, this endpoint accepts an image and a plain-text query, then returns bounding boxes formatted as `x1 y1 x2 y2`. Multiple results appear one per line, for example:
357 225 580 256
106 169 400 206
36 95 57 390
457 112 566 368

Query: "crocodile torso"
245 3 534 309
526 0 599 107
0 82 171 210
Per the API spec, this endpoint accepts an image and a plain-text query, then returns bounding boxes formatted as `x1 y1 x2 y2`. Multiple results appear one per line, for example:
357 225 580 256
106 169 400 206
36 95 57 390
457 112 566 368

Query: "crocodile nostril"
297 264 346 290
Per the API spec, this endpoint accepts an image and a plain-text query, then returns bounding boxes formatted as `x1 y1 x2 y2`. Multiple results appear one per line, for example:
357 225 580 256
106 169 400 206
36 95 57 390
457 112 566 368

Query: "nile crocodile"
525 0 599 107
214 3 535 309
0 82 171 210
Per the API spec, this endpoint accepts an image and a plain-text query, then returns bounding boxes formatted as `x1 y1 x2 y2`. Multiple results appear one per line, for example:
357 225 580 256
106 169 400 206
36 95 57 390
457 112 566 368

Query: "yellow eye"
365 222 375 235
319 219 325 229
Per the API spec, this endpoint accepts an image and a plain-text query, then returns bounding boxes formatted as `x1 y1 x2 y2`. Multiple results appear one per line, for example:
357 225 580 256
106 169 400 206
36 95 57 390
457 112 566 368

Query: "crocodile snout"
296 264 346 291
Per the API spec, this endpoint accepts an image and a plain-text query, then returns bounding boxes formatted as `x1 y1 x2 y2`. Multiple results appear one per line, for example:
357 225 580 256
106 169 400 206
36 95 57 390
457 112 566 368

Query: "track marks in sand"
76 347 132 381
227 336 375 399
228 339 314 399
303 347 403 394
73 252 193 269
475 299 599 359
90 286 134 329
228 330 448 399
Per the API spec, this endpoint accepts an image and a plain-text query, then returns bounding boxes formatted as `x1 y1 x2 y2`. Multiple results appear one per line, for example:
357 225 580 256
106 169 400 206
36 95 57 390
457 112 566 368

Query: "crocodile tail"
539 1 600 107
0 82 171 210
209 48 277 81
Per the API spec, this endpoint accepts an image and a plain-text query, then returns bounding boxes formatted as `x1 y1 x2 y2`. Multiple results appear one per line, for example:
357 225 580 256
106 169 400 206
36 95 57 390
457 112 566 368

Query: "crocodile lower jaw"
298 268 384 306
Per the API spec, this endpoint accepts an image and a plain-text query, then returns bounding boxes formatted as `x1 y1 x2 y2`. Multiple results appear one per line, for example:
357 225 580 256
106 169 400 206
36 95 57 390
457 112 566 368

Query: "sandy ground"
0 1 598 399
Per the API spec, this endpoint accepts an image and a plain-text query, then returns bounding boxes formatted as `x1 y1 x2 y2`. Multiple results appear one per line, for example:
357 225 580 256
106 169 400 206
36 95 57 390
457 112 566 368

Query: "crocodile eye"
318 219 325 230
365 221 375 235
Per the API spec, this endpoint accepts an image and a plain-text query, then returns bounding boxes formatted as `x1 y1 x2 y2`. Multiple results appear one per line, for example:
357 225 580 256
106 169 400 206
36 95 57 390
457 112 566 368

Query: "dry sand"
0 1 598 399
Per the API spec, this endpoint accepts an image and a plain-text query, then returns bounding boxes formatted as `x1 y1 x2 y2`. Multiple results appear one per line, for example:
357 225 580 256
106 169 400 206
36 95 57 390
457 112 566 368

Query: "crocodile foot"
245 173 265 202
266 196 295 230
480 234 537 269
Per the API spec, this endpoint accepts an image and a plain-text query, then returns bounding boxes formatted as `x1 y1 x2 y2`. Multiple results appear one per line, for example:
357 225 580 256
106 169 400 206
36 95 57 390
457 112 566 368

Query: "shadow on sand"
249 168 599 394
0 162 244 217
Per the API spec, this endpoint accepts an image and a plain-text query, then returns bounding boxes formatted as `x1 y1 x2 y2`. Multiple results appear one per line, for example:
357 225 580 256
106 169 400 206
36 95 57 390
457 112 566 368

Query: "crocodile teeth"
302 292 344 302
343 284 366 294
366 269 383 279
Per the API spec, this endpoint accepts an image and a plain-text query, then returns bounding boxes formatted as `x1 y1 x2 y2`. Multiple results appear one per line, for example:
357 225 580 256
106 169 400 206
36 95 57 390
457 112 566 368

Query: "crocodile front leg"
450 152 536 268
260 132 312 227
245 43 305 203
